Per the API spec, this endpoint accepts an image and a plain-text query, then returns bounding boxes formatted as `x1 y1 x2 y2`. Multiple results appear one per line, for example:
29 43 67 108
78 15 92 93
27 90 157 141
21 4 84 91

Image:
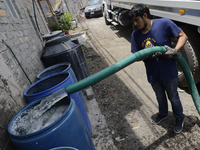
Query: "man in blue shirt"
129 4 188 133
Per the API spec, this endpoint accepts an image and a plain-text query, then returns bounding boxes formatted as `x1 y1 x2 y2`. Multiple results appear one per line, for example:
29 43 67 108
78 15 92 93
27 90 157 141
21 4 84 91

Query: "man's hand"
148 52 162 59
163 45 178 59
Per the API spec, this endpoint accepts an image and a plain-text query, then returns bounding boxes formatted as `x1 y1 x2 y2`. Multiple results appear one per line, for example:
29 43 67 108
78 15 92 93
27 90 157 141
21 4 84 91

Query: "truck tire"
104 8 110 25
173 26 200 87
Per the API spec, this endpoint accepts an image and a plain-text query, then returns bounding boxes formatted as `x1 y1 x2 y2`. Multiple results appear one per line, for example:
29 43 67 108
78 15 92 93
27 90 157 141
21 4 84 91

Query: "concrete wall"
60 0 88 16
41 0 88 22
66 0 88 16
0 0 48 149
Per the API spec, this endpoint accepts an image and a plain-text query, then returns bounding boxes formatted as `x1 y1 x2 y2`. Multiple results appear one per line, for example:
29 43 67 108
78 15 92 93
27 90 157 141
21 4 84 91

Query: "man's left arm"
175 30 188 51
164 30 188 59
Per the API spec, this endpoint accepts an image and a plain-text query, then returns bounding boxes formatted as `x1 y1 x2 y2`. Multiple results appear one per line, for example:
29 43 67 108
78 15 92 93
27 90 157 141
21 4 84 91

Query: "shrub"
59 12 76 30
49 22 61 31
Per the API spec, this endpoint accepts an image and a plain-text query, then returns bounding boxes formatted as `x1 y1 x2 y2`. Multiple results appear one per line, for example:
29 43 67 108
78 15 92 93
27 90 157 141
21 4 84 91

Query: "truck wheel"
104 8 110 25
173 26 200 87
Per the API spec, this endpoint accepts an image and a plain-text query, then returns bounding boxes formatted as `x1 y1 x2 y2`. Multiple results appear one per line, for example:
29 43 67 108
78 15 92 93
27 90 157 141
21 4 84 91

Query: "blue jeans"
151 78 185 120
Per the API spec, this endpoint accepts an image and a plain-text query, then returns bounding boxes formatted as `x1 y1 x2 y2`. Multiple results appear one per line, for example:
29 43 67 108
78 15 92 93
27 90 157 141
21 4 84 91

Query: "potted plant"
59 12 76 35
62 29 69 35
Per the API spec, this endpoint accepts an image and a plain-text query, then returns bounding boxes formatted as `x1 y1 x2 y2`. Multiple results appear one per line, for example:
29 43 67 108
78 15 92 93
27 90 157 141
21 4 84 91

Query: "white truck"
103 0 200 87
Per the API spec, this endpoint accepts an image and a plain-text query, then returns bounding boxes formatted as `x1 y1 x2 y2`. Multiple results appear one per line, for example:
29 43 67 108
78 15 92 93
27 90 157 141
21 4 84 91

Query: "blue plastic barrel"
24 72 92 137
36 62 88 111
7 97 95 150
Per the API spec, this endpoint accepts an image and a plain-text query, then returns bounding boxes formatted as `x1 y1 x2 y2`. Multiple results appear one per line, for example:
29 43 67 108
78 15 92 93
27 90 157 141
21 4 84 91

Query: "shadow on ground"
110 23 133 43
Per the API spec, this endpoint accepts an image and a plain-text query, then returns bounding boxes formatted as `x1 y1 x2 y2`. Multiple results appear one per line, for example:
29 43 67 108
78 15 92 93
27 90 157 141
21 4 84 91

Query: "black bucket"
42 39 91 81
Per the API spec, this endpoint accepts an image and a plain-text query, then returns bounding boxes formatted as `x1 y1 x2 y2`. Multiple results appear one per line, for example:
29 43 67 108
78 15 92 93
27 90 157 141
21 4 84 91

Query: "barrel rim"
42 30 62 38
7 96 73 138
45 34 70 45
24 72 71 97
49 146 79 150
37 62 71 79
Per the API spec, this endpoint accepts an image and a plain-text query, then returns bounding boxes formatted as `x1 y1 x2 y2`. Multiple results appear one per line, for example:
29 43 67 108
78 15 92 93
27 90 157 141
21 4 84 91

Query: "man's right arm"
131 31 145 61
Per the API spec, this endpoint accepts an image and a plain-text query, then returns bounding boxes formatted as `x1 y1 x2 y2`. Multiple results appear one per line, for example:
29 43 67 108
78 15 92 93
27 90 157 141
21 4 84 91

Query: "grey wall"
0 0 48 149
61 0 88 16
0 0 87 149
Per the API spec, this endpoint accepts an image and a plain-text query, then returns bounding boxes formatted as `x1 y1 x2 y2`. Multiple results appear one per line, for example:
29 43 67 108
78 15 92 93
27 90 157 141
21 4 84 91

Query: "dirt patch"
83 45 144 149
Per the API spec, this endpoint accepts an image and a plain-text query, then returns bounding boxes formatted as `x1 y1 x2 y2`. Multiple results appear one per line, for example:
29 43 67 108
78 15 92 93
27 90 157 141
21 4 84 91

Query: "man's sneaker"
152 114 168 124
174 118 184 133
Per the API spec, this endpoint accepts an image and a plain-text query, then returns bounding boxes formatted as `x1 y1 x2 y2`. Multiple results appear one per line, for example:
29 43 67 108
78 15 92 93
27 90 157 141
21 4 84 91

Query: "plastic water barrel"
41 39 91 81
7 97 95 150
36 62 88 111
24 72 92 137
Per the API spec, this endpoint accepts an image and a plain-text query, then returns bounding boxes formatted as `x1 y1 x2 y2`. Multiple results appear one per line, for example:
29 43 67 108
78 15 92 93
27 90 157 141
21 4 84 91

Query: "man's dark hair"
129 4 151 20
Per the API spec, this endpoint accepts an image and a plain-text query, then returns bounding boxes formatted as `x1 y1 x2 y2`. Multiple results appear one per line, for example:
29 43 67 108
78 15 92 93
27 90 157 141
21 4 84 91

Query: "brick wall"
0 0 48 149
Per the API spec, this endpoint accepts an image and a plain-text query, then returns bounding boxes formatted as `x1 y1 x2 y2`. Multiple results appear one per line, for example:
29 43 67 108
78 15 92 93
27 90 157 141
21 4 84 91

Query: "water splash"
11 88 68 135
32 88 67 118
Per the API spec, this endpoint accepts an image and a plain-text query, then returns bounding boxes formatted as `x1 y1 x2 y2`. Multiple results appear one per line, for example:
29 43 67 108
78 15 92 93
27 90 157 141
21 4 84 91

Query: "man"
129 4 188 133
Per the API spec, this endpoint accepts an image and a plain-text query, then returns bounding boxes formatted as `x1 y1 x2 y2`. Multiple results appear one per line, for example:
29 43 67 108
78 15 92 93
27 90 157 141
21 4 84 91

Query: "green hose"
175 53 200 114
65 46 166 94
32 0 40 32
65 46 200 114
2 42 32 85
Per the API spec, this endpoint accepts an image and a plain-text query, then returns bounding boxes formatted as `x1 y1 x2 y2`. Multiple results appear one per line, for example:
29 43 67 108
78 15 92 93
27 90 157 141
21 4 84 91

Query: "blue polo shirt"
131 18 181 84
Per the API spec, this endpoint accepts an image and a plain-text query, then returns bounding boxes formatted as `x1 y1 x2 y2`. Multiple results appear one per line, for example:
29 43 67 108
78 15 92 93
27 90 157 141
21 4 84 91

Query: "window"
4 0 19 18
